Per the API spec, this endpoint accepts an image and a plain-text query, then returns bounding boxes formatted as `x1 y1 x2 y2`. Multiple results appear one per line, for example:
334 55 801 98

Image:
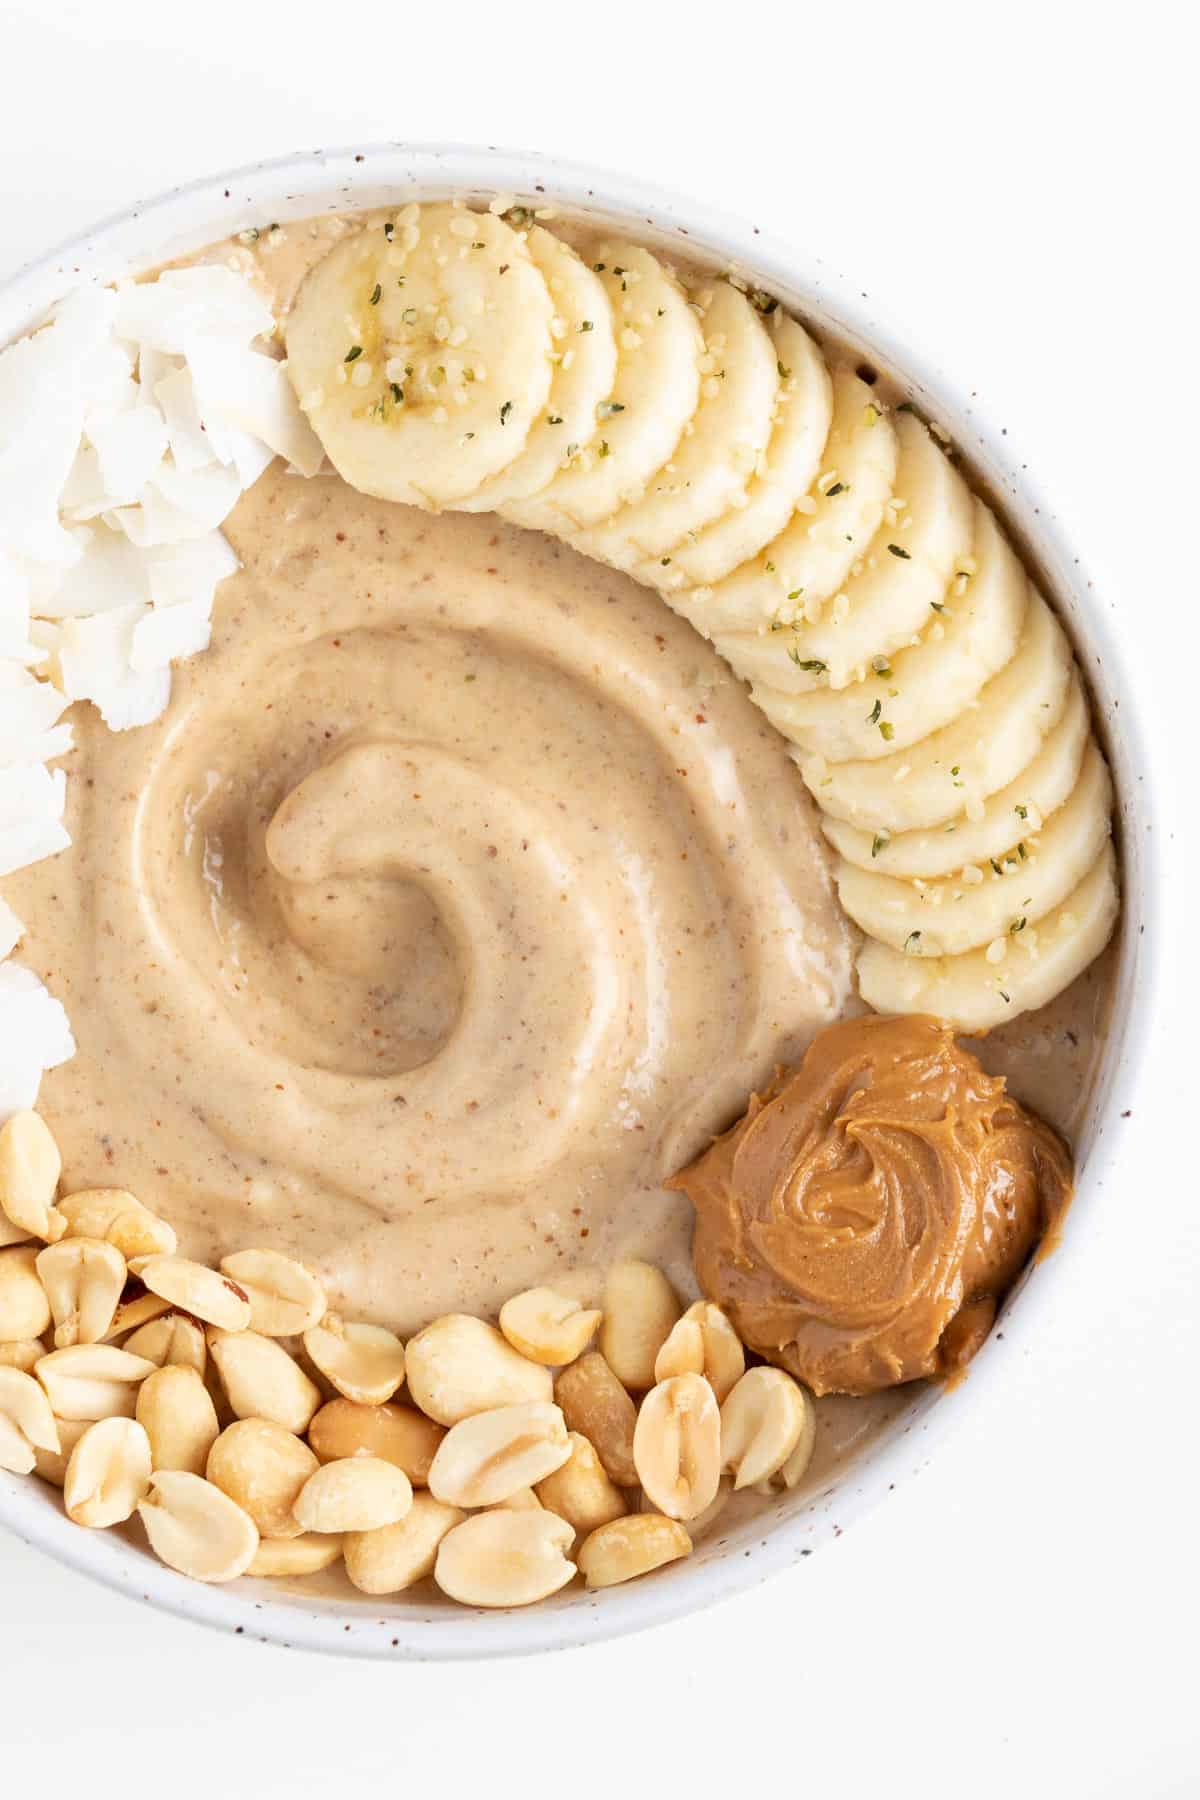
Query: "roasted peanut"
0 1111 65 1244
302 1317 405 1405
720 1366 809 1489
434 1507 575 1607
534 1431 626 1537
32 1414 87 1486
135 1364 220 1474
101 1288 170 1342
404 1313 552 1425
137 1257 251 1331
0 1365 60 1473
63 1416 152 1527
293 1456 413 1533
35 1344 155 1421
218 1248 326 1337
248 1532 344 1578
554 1352 637 1486
36 1237 126 1347
0 1245 52 1342
0 1336 45 1374
428 1401 570 1508
122 1309 207 1374
137 1469 259 1581
307 1397 444 1484
633 1373 721 1521
654 1300 745 1403
206 1417 319 1538
344 1494 465 1595
577 1512 692 1588
600 1260 681 1391
498 1286 602 1365
57 1189 176 1259
206 1327 321 1434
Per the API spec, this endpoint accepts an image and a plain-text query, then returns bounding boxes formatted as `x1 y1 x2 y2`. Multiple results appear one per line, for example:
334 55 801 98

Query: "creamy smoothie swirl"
7 465 856 1327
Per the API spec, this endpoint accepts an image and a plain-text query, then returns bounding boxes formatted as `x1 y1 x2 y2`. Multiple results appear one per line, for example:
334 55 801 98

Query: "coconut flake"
86 403 170 501
184 339 324 476
0 764 70 876
0 962 76 1121
143 533 238 608
131 597 212 672
113 266 275 353
0 896 22 958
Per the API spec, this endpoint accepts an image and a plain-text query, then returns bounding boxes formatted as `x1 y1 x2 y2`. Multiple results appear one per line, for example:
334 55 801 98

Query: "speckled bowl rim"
0 141 1158 1660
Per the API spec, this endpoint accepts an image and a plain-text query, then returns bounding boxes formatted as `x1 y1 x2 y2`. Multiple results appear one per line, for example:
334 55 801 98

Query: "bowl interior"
0 144 1153 1658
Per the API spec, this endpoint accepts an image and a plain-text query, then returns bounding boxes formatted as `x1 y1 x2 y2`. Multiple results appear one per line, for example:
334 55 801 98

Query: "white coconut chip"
0 764 69 878
35 523 150 618
0 896 22 959
113 266 274 354
86 404 170 502
183 339 324 477
131 598 212 673
143 534 238 608
0 962 76 1122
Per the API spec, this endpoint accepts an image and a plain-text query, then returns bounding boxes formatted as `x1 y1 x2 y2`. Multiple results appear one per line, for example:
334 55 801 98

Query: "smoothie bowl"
0 145 1152 1657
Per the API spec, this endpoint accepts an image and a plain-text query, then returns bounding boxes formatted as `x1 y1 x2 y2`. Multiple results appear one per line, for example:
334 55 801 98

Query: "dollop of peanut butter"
668 1014 1072 1395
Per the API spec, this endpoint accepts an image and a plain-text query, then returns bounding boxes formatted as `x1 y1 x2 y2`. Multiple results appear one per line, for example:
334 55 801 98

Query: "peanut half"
577 1513 692 1589
534 1431 627 1537
135 1364 220 1475
63 1416 152 1527
633 1373 721 1522
302 1317 405 1406
35 1344 155 1421
0 1110 65 1244
654 1301 745 1403
137 1469 259 1582
404 1313 552 1425
32 1414 88 1487
206 1418 319 1538
720 1366 809 1489
0 1245 52 1343
137 1257 251 1332
308 1397 444 1484
206 1327 321 1434
36 1237 126 1347
498 1286 602 1366
57 1189 177 1259
344 1493 465 1595
100 1289 171 1343
292 1456 413 1533
434 1507 576 1607
428 1401 570 1508
600 1260 681 1391
554 1351 638 1487
121 1310 207 1374
248 1532 344 1578
0 1365 60 1473
218 1248 326 1337
0 1337 45 1374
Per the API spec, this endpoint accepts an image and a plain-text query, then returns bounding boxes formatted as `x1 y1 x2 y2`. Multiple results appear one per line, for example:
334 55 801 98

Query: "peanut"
206 1417 319 1538
0 1245 52 1342
600 1260 681 1391
35 1343 155 1421
404 1313 552 1425
534 1431 626 1537
0 1110 65 1244
434 1508 575 1607
720 1366 809 1489
36 1236 126 1347
0 1337 45 1374
137 1256 251 1331
206 1327 321 1434
122 1309 207 1374
302 1316 405 1406
63 1416 152 1527
577 1512 692 1588
135 1364 220 1474
554 1352 637 1487
654 1300 744 1403
307 1397 444 1484
218 1248 326 1337
292 1456 413 1533
137 1469 259 1582
428 1401 570 1508
498 1286 602 1365
344 1493 464 1595
0 1365 60 1473
248 1532 344 1578
633 1373 721 1522
32 1414 87 1486
57 1189 177 1259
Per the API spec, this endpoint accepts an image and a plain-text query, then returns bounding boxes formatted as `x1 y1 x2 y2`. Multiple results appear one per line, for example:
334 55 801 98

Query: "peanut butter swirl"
669 1014 1072 1395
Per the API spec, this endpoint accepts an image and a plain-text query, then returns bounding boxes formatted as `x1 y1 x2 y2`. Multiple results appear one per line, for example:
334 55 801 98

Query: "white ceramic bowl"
0 143 1157 1658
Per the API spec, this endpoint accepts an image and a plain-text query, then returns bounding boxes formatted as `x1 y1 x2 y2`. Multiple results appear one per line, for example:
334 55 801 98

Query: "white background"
1 3 1195 1794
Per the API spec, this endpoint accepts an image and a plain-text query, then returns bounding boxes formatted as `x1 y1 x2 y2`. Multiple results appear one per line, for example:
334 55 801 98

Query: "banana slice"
802 588 1072 832
502 243 703 533
748 501 1027 760
643 314 832 589
713 413 974 696
835 742 1111 956
856 842 1119 1032
570 280 778 568
680 367 898 639
828 675 1090 876
284 205 556 508
456 227 618 511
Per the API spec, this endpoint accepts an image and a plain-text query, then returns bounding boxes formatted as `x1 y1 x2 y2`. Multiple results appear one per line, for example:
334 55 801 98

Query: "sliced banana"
285 205 556 508
648 314 832 590
715 413 974 694
456 227 617 511
835 743 1111 956
572 279 778 568
803 588 1072 832
828 675 1090 877
502 243 703 533
682 366 898 639
857 842 1119 1032
750 497 1024 759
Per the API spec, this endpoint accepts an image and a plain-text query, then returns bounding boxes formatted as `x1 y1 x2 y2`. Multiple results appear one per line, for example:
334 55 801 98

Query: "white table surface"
1 3 1195 1793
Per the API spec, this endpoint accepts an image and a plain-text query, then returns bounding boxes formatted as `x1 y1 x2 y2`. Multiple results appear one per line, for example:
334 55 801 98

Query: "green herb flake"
896 400 916 413
867 699 882 725
579 319 594 333
598 439 611 458
383 222 395 241
930 600 946 612
871 834 888 858
369 283 382 305
879 720 895 741
999 990 1011 1004
547 413 563 424
777 361 792 379
1017 841 1029 860
1015 804 1028 819
593 262 607 272
904 930 922 954
787 588 803 601
499 400 513 426
872 655 892 677
504 205 535 229
598 401 625 418
748 287 778 315
990 858 1004 876
764 561 776 574
390 383 404 404
887 543 911 560
950 765 961 777
790 653 827 672
464 673 477 682
826 482 846 498
344 345 363 363
661 557 672 566
1010 916 1027 934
